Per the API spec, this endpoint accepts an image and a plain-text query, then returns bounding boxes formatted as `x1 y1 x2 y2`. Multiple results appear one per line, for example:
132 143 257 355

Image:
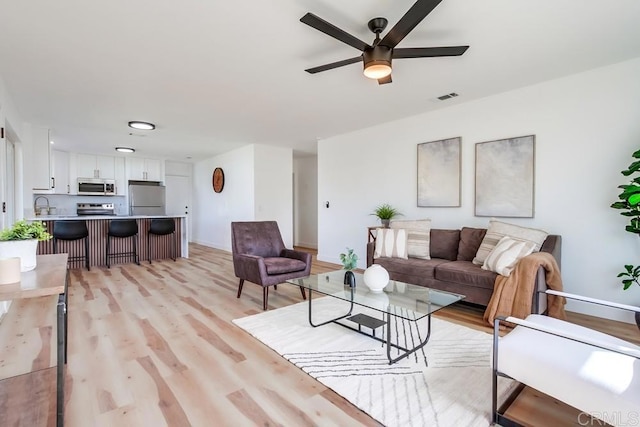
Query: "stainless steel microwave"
78 178 116 195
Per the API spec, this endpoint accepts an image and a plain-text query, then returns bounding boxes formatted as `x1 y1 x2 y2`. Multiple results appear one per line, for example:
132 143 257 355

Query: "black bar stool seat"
148 218 177 263
106 219 139 268
53 220 90 270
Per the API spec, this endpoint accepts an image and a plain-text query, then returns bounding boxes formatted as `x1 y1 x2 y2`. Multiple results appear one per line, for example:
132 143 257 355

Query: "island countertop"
28 214 187 221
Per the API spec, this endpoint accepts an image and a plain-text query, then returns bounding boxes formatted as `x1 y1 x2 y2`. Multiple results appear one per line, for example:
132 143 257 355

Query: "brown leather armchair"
231 221 310 310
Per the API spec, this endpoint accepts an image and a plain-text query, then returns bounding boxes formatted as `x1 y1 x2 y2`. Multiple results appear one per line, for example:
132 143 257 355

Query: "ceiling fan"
300 0 469 85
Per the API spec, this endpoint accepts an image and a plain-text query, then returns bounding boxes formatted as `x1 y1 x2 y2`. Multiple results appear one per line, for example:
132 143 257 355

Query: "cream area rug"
233 297 517 427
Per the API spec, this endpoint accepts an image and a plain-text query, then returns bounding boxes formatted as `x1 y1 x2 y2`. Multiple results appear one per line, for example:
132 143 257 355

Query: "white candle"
0 257 21 285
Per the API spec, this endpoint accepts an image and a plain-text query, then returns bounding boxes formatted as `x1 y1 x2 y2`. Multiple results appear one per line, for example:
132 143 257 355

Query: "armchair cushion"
263 257 307 275
499 314 640 422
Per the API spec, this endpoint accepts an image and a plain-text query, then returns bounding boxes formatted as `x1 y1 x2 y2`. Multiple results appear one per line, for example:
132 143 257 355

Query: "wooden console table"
0 254 69 427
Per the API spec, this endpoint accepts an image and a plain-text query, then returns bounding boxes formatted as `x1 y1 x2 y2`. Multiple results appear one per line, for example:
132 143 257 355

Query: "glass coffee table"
287 270 464 364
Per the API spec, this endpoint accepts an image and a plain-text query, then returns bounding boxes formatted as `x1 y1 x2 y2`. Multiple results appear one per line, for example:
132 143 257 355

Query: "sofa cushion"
390 219 431 259
482 236 537 276
457 227 487 261
263 257 307 275
430 229 461 261
473 219 548 266
435 260 498 290
374 257 448 279
374 228 408 259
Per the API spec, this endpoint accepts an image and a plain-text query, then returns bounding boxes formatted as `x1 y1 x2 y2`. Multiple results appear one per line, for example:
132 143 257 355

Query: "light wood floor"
62 244 639 426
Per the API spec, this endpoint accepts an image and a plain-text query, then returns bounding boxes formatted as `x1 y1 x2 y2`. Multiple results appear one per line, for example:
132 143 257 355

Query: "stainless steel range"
76 203 115 216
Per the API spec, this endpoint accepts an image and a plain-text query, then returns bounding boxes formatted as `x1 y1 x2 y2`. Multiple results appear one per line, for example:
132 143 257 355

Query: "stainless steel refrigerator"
129 181 166 215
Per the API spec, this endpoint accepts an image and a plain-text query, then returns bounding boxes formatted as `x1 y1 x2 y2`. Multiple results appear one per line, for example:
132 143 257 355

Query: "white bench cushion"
499 314 640 422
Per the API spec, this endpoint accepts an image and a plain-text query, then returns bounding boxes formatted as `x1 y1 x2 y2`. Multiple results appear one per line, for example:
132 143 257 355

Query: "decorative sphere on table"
363 264 389 293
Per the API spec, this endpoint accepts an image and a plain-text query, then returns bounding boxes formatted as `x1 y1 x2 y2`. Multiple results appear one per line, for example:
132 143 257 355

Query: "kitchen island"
30 215 188 268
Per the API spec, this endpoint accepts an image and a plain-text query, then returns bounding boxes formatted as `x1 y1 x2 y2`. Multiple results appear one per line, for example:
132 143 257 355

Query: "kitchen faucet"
34 196 50 216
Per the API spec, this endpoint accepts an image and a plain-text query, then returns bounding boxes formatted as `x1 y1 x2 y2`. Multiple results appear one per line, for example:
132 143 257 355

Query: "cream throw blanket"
484 252 566 326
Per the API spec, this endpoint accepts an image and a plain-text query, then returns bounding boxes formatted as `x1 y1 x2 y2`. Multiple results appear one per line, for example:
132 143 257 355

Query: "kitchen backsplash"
31 194 127 217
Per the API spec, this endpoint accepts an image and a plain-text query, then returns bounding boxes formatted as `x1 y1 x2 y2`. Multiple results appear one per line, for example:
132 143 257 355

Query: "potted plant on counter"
611 148 640 329
371 203 402 228
0 220 52 272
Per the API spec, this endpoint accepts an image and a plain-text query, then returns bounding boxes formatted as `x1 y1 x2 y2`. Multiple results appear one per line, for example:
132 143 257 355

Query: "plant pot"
381 219 390 228
0 239 38 272
344 270 356 288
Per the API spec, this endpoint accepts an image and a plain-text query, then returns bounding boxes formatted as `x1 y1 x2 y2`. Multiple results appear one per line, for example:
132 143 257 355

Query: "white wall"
192 144 295 251
192 144 254 251
318 57 640 322
254 145 294 247
293 156 318 249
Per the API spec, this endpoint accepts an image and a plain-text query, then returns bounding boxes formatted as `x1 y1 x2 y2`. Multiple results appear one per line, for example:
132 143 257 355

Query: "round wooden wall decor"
212 167 225 193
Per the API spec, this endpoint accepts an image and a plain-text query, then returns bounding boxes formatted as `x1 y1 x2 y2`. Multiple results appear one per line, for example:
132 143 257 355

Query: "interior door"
165 175 191 241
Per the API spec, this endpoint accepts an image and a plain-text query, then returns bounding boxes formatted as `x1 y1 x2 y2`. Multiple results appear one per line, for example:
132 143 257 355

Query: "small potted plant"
371 203 401 228
339 247 358 287
0 220 52 272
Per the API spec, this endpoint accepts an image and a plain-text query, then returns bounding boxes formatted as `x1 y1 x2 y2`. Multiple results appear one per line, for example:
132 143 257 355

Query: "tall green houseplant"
611 148 640 235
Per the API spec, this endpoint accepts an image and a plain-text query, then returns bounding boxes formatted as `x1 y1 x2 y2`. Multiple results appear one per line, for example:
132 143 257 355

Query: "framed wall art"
417 137 461 207
475 135 535 217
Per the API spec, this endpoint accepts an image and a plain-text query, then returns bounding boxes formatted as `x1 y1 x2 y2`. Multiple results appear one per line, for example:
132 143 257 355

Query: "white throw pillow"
473 219 548 266
374 228 408 259
482 236 536 276
390 219 431 259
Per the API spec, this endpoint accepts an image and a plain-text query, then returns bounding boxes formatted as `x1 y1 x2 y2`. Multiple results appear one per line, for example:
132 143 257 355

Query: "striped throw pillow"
482 236 536 276
374 228 408 259
390 219 431 259
472 219 548 266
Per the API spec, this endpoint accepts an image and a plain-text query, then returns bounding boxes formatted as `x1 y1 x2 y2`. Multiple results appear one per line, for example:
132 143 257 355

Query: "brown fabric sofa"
366 227 562 307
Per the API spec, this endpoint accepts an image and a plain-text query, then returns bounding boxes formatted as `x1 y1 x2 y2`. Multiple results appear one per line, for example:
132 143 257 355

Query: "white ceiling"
1 0 639 160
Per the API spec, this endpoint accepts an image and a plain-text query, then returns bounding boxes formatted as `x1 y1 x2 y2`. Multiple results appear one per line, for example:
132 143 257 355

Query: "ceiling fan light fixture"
128 121 155 130
363 62 392 79
363 46 392 79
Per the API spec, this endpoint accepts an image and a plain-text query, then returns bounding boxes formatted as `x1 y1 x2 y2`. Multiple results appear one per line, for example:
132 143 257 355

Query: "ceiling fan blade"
305 56 362 74
393 46 469 58
300 13 370 52
378 75 392 85
380 0 444 49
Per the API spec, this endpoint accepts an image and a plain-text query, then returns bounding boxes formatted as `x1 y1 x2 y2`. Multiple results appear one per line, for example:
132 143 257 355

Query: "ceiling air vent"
437 92 459 101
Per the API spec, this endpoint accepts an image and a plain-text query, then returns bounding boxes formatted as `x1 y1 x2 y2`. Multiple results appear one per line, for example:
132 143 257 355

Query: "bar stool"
106 219 140 268
53 220 90 270
147 218 177 263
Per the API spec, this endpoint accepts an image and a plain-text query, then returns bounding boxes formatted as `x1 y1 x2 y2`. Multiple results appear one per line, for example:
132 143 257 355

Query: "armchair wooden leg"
237 279 244 298
263 287 269 311
300 286 306 300
274 284 277 290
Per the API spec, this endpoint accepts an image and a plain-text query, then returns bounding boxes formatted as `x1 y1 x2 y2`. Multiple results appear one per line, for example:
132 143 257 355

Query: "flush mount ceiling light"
128 121 155 130
115 147 135 153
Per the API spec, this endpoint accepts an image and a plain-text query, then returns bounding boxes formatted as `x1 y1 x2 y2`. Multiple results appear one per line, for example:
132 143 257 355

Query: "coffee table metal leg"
304 285 355 328
386 312 432 365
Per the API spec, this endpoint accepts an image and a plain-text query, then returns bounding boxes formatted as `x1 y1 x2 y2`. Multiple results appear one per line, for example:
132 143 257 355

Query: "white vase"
363 264 390 293
0 239 38 272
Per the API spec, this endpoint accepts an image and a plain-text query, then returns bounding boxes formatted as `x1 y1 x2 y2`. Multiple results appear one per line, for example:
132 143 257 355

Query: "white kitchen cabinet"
31 127 52 191
52 150 70 194
126 158 163 182
114 157 126 195
76 154 115 179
